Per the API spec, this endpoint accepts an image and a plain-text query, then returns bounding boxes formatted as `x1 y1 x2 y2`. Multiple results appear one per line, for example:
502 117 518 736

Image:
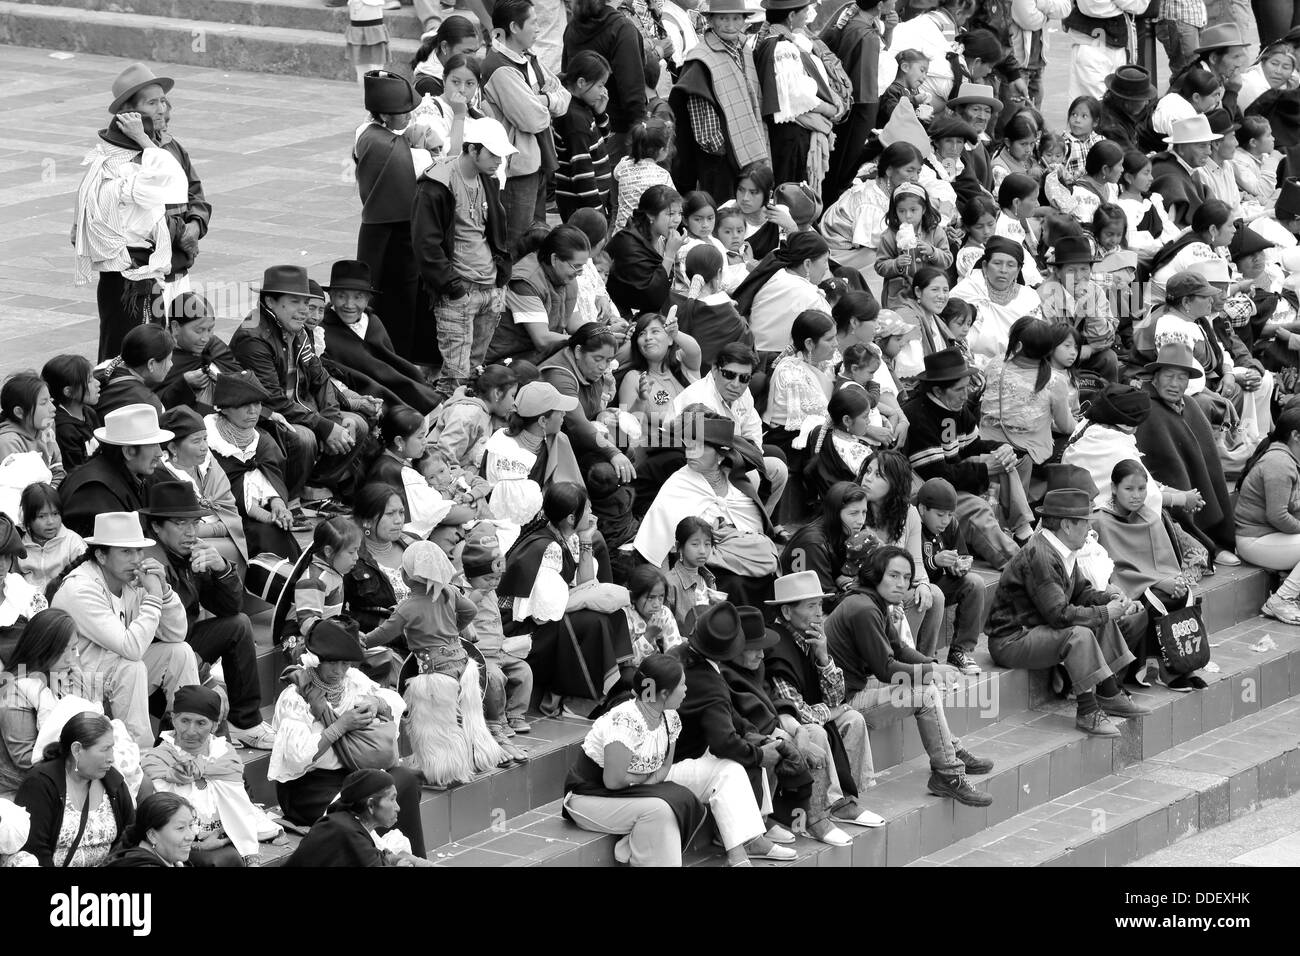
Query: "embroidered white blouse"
580 700 681 773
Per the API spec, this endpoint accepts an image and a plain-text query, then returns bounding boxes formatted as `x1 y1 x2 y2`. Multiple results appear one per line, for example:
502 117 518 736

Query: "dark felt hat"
1087 384 1151 427
1104 66 1158 101
1049 235 1097 266
338 769 395 804
258 265 312 298
109 62 174 115
160 404 205 441
214 370 271 408
914 348 974 383
324 259 376 293
1228 225 1276 260
0 514 27 559
363 70 418 114
307 617 366 663
141 480 212 520
1276 176 1300 219
689 602 746 662
1035 488 1094 519
928 114 979 144
1043 463 1100 501
737 606 776 649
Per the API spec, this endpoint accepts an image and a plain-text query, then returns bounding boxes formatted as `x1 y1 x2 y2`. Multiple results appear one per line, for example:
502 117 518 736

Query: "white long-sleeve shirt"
268 668 404 782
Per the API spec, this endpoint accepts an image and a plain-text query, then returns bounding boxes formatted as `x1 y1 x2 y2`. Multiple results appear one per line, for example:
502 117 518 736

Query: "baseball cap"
515 381 579 417
464 117 518 158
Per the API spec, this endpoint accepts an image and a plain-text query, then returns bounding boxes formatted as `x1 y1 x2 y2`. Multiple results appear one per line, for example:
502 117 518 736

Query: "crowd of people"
5 0 1300 868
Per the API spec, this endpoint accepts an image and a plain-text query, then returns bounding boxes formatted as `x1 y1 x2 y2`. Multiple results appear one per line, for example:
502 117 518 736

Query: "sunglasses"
717 368 752 384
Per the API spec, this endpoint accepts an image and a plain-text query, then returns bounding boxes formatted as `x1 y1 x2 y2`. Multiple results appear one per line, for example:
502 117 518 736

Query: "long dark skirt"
357 221 420 359
276 765 427 857
710 568 776 609
824 102 878 205
530 609 634 702
766 121 812 188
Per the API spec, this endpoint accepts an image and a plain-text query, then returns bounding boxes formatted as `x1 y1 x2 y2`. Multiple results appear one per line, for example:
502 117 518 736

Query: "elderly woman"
540 323 639 483
0 610 80 798
139 685 275 867
1135 342 1241 568
48 512 197 751
1235 407 1300 624
733 231 832 358
202 373 298 560
15 712 134 866
102 791 194 867
1239 41 1299 111
499 481 632 713
635 415 779 606
267 618 427 857
159 405 246 575
950 237 1043 368
901 348 1028 570
286 768 435 867
59 404 172 539
561 653 719 867
780 481 869 610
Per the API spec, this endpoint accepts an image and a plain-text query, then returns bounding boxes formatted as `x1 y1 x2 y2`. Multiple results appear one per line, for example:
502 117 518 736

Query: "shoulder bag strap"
61 787 93 867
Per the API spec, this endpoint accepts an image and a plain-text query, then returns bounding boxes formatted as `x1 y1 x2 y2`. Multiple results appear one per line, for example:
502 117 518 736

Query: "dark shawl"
321 307 440 413
282 809 390 867
719 659 781 735
97 366 164 418
207 426 299 559
157 337 243 413
1134 383 1236 552
800 420 870 499
605 227 672 316
60 455 151 538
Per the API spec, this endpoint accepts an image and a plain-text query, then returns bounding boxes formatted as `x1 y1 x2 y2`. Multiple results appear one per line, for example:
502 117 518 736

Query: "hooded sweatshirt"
562 7 649 136
0 421 65 487
428 387 493 471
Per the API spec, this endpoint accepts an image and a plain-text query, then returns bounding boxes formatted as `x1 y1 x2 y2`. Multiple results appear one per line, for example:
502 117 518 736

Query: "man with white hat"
60 404 173 539
412 117 515 406
762 571 887 833
1150 114 1221 227
51 512 199 750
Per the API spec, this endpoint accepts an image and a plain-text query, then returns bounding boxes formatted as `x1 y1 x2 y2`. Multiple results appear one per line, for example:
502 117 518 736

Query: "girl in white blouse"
764 309 836 444
562 653 764 867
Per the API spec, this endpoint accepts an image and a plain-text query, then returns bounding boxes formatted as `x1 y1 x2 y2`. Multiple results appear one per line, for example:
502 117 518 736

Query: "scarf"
140 737 246 787
73 142 178 287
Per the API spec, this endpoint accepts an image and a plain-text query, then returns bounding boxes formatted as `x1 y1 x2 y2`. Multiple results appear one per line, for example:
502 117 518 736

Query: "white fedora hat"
93 403 175 446
84 512 154 549
765 570 836 606
1164 115 1222 145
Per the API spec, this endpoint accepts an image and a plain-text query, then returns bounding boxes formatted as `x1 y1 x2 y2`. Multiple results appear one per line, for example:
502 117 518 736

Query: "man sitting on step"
142 479 275 750
986 486 1152 738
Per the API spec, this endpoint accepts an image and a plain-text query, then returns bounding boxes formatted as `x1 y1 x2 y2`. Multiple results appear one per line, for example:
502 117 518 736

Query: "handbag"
246 552 298 604
1149 593 1211 676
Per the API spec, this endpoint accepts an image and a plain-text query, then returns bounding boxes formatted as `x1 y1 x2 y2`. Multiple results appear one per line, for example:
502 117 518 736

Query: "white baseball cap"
464 117 518 159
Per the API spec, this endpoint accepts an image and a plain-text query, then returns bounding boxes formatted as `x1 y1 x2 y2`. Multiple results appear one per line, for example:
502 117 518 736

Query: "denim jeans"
934 570 987 654
503 172 546 254
849 677 964 776
988 611 1145 695
432 283 503 397
482 657 534 724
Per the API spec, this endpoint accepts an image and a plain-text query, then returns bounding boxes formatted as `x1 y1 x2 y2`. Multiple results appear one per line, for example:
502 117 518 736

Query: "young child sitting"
363 541 505 783
459 525 535 746
624 565 683 663
1061 95 1103 187
677 244 753 371
1090 203 1127 255
994 173 1045 287
915 477 984 674
16 483 85 596
280 516 362 662
954 195 999 281
874 182 953 307
664 516 723 639
991 112 1042 194
877 48 934 129
714 206 756 289
1234 116 1280 210
940 298 977 365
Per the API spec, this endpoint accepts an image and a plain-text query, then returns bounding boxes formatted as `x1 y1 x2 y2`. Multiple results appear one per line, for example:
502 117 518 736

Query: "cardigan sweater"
985 533 1112 641
16 759 134 867
1236 444 1300 539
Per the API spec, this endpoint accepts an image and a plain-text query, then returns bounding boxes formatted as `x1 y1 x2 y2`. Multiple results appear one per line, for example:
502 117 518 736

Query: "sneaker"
1075 708 1120 737
507 716 532 734
229 721 276 750
947 648 981 675
955 747 994 775
1097 691 1152 718
808 820 852 846
1262 593 1300 625
926 772 993 807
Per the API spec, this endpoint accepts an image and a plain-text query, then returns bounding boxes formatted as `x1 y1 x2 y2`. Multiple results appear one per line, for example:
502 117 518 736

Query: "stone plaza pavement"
0 32 1097 379
0 44 367 376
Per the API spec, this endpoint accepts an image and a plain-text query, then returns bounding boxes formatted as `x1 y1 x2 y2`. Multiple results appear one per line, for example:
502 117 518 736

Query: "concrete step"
9 0 426 39
0 2 422 82
909 695 1300 867
419 613 1300 865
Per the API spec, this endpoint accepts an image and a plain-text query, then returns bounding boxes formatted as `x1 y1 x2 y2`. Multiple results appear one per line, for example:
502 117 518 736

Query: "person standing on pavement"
412 118 515 406
1062 0 1151 100
355 70 422 359
141 481 275 751
481 0 572 251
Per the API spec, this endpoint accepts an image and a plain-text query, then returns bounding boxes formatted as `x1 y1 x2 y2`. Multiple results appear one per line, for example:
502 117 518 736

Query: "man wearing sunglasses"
671 342 789 516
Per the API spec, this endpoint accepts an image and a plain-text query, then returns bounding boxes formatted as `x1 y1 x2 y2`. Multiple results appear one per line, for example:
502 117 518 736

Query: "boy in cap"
916 477 985 675
412 116 515 405
460 523 535 741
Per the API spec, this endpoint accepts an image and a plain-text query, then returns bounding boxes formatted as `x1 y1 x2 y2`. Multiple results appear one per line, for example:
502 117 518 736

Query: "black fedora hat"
737 606 779 650
1049 235 1096 266
1104 66 1158 101
141 480 212 520
1034 488 1094 519
1228 225 1275 260
307 616 367 663
258 265 312 298
363 70 417 114
689 602 746 662
1205 108 1240 137
915 347 974 383
1277 177 1300 220
324 259 376 293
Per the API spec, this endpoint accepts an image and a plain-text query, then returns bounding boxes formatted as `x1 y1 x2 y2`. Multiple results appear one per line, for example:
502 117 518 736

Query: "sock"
1076 690 1099 716
1097 676 1120 698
